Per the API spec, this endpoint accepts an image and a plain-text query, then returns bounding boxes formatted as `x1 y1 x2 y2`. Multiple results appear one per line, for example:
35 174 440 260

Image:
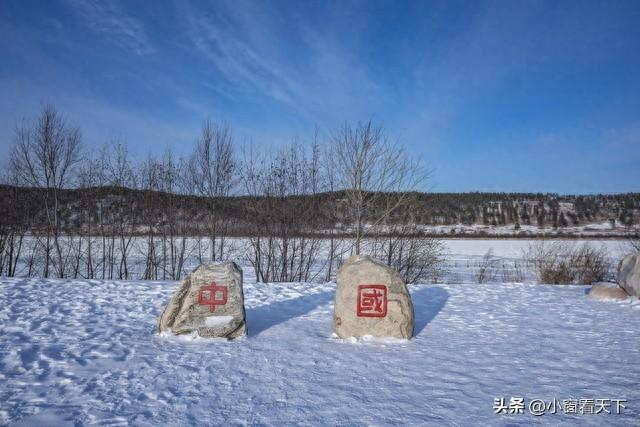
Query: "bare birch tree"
9 105 82 277
188 120 235 261
331 120 426 255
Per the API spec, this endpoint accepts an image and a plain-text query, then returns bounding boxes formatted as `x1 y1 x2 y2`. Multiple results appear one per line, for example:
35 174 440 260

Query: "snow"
1 240 638 425
0 275 638 426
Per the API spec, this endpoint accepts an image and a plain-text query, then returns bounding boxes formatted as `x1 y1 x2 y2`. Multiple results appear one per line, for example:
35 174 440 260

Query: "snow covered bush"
524 241 612 285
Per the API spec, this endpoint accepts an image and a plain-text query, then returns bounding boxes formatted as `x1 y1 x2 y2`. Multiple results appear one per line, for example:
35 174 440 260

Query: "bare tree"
9 105 82 277
240 142 324 283
321 133 349 281
331 120 426 255
155 150 191 280
104 141 138 279
0 167 30 277
371 223 446 284
76 151 106 279
139 155 162 280
188 120 235 261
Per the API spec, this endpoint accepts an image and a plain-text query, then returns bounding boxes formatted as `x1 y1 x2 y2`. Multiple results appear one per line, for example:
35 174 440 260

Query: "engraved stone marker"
158 262 247 339
333 255 414 339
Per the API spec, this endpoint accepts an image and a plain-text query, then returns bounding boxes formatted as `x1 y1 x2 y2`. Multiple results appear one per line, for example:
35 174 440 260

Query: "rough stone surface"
158 262 247 338
588 283 629 301
618 254 640 297
333 255 414 339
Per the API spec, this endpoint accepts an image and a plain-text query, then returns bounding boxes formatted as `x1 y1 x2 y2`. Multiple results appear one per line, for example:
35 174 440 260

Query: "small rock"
158 262 247 338
618 254 640 297
589 283 629 301
333 255 414 339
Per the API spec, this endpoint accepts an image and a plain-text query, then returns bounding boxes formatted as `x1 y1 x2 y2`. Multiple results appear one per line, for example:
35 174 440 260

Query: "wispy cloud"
182 3 304 108
176 1 380 124
65 0 153 55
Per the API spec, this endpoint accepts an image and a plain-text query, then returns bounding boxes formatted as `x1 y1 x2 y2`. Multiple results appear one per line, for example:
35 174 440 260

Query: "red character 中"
198 281 228 312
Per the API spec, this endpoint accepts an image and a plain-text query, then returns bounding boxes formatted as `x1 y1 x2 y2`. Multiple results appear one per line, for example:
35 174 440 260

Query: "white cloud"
65 0 153 55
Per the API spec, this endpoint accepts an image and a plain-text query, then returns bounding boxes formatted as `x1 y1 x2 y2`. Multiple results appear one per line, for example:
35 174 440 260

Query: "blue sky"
1 0 639 193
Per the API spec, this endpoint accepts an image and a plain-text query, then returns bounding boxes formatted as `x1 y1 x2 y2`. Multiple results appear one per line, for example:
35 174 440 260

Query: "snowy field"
1 240 639 426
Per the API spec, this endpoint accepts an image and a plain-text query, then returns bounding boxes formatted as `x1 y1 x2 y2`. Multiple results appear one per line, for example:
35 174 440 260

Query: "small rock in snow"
589 283 629 301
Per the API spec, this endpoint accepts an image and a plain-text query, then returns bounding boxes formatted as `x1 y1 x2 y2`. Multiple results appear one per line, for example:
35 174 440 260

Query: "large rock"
588 283 629 301
618 254 640 297
158 262 247 339
333 255 414 339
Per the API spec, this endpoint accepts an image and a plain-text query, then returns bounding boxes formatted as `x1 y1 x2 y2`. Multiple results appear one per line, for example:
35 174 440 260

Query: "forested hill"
1 185 639 235
402 192 640 228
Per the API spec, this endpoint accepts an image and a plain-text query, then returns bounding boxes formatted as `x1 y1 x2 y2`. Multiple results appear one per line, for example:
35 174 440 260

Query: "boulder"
618 254 640 297
158 262 247 339
333 255 414 339
588 283 629 301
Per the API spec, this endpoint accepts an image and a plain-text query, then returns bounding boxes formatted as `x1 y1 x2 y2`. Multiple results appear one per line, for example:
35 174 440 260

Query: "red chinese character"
357 284 387 317
198 282 228 312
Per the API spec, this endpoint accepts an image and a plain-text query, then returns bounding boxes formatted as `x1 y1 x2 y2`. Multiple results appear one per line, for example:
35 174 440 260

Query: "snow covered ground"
1 241 639 426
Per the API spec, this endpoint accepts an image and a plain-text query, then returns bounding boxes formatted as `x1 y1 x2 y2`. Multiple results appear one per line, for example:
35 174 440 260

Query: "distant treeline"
403 191 640 228
2 185 639 235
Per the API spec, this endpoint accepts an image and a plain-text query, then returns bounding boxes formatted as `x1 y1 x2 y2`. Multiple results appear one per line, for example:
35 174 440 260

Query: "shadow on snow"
411 286 449 336
247 285 449 338
247 290 334 336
